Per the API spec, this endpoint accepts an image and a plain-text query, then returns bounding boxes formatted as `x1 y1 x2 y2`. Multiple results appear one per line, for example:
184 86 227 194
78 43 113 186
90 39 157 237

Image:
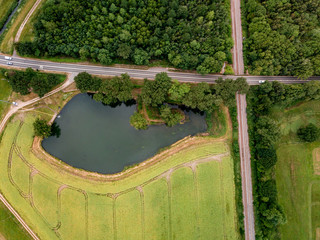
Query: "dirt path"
14 0 42 43
231 0 244 75
0 193 40 240
237 93 255 240
0 233 6 240
0 74 74 240
313 148 320 175
0 72 75 134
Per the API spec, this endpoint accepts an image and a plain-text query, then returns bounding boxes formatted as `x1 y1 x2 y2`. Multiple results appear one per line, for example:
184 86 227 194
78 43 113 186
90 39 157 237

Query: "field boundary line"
219 160 227 238
3 118 229 240
0 193 40 240
166 170 173 240
190 163 201 238
7 122 30 198
113 197 117 240
136 186 145 240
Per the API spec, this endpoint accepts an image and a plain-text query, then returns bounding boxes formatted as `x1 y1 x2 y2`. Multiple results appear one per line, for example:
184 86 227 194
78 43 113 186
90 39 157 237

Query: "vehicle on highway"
12 102 18 106
4 56 12 60
258 80 265 84
6 62 13 65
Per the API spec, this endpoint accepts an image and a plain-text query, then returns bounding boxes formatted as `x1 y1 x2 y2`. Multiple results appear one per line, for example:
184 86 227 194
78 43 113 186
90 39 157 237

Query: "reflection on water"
42 93 207 174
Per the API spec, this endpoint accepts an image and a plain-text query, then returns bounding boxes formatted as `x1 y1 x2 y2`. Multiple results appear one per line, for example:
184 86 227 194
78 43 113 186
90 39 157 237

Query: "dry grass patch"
313 148 320 175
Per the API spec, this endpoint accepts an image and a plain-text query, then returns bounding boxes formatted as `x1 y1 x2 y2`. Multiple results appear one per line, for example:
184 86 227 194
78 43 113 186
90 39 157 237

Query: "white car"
258 80 265 84
7 62 13 65
4 56 12 60
12 102 18 106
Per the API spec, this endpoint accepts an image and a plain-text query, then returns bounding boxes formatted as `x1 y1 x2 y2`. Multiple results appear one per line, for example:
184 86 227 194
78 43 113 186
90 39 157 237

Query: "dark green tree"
74 72 101 92
133 49 150 65
256 147 278 170
99 74 134 104
183 82 222 112
297 123 320 142
168 79 190 102
141 72 172 107
33 119 52 138
7 70 31 95
130 112 148 130
160 105 183 127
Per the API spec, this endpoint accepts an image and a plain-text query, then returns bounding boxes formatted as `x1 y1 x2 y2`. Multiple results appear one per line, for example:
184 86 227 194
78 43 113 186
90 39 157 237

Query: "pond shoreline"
41 93 208 174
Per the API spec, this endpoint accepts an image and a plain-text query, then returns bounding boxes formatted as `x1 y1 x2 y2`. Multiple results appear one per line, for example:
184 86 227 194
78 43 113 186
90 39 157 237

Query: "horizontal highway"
1 55 319 85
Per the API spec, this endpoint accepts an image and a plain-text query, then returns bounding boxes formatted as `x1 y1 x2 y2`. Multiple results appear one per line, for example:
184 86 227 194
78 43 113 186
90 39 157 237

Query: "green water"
42 93 207 174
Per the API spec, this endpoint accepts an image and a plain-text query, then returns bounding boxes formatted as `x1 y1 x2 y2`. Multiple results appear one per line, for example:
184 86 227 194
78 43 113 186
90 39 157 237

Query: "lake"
42 93 207 174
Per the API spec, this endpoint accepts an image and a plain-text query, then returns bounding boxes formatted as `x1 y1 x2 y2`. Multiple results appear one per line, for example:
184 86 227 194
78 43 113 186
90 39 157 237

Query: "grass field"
272 100 320 240
0 108 239 240
0 0 38 54
0 73 12 120
0 201 32 240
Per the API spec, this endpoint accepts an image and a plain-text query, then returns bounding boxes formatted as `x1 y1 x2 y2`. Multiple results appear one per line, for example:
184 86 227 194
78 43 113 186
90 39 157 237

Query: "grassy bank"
0 102 239 239
0 0 37 54
0 0 18 30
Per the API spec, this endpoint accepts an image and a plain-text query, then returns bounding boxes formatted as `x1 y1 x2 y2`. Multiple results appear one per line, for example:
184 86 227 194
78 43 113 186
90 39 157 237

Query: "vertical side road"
230 0 256 239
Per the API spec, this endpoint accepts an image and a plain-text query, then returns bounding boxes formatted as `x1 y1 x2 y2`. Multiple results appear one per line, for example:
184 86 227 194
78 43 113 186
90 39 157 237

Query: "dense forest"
16 0 232 74
244 0 320 78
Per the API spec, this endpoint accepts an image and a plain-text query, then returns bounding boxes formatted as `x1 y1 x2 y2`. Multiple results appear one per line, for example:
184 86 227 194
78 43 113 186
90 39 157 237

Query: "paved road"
1 55 319 85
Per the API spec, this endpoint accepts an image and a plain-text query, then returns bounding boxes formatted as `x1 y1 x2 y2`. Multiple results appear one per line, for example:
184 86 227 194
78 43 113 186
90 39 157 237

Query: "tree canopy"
98 73 134 104
17 0 232 74
33 119 52 138
130 112 148 130
141 72 172 106
297 123 320 142
244 0 320 78
3 68 62 97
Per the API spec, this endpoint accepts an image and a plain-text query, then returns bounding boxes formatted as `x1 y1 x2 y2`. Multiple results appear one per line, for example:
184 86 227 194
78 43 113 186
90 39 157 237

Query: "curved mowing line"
7 121 230 240
56 186 89 240
219 160 227 237
7 122 30 199
113 197 117 240
190 163 200 238
166 169 173 240
136 186 145 240
28 170 62 233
